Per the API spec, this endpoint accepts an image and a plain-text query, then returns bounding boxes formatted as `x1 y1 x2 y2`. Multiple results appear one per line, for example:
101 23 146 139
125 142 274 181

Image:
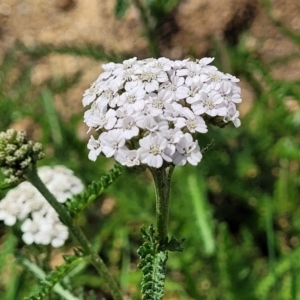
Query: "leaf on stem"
65 164 123 216
21 254 84 300
137 225 168 300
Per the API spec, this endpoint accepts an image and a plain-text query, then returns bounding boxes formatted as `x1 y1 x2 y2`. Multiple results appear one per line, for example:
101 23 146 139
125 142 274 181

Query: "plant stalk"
149 165 174 243
26 164 123 300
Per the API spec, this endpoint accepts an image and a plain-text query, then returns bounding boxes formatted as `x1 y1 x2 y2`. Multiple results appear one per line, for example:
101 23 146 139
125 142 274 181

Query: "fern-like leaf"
21 254 83 300
137 225 168 300
17 42 128 62
66 164 123 216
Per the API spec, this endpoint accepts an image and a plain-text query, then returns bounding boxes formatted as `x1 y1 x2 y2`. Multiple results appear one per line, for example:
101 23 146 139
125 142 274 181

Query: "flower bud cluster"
0 166 84 248
0 129 44 185
83 57 242 168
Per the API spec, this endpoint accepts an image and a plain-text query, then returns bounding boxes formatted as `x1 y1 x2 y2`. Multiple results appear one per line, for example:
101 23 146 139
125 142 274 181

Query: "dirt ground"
0 0 299 122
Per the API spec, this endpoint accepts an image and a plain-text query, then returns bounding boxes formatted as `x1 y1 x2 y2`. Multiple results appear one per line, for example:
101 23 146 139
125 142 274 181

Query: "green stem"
149 165 174 243
25 164 123 300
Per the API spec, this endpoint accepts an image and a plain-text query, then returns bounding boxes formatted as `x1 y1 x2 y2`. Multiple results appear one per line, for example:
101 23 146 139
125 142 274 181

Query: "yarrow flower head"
0 166 84 247
0 129 44 185
82 57 242 168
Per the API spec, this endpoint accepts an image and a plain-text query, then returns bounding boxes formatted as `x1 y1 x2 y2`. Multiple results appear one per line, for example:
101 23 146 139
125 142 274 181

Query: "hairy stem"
149 165 174 243
26 164 123 300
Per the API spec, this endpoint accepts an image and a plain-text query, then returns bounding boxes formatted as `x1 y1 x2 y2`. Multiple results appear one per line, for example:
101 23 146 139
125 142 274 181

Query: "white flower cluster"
83 57 242 168
0 166 84 248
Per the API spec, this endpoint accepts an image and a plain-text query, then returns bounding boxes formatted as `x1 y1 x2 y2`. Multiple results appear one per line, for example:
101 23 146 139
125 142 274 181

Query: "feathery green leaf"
66 163 123 216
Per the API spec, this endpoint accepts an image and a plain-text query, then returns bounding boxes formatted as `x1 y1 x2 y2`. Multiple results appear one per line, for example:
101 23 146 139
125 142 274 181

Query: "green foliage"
21 254 83 300
0 232 21 300
17 42 127 62
129 0 180 57
114 0 131 18
145 0 179 18
137 225 168 300
0 232 18 275
274 137 300 161
185 170 215 255
41 90 64 149
65 163 123 216
159 236 185 252
255 246 300 299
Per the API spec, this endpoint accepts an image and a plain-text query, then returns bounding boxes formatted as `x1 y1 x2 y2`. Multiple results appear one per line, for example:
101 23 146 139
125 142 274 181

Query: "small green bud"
20 157 32 169
5 144 17 155
6 155 17 165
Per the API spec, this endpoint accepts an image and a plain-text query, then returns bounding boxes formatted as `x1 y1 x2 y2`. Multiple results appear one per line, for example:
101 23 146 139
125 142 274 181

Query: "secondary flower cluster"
83 57 242 168
0 166 84 247
0 129 44 185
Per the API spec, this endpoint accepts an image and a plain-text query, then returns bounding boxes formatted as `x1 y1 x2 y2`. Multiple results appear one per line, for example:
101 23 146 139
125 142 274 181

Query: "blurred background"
0 0 300 299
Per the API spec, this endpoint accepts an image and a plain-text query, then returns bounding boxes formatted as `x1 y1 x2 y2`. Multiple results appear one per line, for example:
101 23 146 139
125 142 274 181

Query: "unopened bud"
0 129 45 184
